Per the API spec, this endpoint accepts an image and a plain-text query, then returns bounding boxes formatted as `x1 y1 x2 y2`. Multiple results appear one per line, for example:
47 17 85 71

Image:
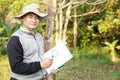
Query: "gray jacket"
7 27 47 80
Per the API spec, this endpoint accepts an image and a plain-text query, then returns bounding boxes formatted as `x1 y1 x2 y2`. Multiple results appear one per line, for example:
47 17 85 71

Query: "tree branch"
70 10 101 18
56 0 107 14
85 0 107 5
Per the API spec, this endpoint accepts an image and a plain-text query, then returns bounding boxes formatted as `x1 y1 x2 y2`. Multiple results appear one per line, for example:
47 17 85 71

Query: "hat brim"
15 11 48 24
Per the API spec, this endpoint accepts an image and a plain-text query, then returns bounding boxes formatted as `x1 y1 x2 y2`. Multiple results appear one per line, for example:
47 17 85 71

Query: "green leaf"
111 40 118 47
115 45 120 50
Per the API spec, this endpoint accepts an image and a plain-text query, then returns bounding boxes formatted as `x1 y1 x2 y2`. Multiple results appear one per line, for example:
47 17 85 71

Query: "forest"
0 0 120 80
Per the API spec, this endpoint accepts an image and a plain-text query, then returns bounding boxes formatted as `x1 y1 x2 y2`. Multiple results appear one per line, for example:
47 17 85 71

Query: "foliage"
0 23 20 54
65 0 120 51
8 0 45 16
0 0 13 23
103 40 120 62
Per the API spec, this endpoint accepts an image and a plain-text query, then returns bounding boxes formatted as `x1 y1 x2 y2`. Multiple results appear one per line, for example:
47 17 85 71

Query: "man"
7 3 58 80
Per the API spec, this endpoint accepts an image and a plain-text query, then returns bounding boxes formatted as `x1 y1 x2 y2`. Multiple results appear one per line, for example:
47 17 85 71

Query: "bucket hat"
15 3 48 24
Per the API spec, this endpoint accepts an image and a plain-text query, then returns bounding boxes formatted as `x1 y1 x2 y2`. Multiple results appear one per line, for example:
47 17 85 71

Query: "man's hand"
51 69 59 74
40 57 53 69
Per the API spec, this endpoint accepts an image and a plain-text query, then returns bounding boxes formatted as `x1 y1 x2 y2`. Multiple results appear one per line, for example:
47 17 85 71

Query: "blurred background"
0 0 120 80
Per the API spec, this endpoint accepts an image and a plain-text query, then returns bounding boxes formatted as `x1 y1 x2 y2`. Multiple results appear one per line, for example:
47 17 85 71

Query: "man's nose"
32 18 36 22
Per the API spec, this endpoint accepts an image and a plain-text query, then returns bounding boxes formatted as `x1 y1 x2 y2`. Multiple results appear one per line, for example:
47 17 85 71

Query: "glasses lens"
52 50 58 57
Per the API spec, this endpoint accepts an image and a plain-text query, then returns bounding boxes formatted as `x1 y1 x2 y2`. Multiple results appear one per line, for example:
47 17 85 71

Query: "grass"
0 55 10 80
0 53 120 80
56 53 120 80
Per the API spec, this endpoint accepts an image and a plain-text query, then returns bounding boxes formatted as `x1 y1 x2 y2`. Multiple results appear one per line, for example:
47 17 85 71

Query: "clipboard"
44 41 73 74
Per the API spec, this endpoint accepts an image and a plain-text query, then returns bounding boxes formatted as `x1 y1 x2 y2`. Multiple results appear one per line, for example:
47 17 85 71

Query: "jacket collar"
20 26 36 35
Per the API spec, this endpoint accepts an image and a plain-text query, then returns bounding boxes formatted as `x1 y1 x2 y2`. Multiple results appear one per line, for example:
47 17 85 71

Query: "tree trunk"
55 15 59 44
111 48 116 62
63 0 73 42
44 0 56 80
44 0 53 52
73 8 78 48
44 0 56 51
55 1 63 44
59 6 63 43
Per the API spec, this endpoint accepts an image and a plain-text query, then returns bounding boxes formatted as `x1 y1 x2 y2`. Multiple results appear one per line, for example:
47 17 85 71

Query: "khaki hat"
15 3 48 24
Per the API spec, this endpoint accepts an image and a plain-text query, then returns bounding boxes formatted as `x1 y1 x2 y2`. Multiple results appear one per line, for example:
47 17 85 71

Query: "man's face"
21 13 40 29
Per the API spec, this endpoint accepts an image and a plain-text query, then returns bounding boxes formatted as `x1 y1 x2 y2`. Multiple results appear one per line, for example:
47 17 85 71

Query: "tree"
44 0 56 80
54 0 108 47
103 40 119 62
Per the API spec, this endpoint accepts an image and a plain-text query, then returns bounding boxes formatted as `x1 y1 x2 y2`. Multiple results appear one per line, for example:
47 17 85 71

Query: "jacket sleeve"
7 36 42 75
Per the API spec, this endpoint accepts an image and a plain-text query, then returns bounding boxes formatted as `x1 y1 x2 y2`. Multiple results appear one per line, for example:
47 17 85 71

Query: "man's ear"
20 18 24 23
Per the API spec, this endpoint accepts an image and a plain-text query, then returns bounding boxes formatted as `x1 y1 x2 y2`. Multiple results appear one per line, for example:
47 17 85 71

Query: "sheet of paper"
44 41 73 74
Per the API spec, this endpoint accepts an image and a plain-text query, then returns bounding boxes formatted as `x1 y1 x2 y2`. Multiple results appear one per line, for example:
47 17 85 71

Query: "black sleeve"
7 36 42 75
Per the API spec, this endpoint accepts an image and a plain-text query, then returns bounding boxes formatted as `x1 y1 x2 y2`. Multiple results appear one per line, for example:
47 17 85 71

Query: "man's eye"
28 15 33 18
36 16 39 19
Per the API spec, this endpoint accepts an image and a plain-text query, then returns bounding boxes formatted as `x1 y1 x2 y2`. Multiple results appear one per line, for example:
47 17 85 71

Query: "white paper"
44 41 73 74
